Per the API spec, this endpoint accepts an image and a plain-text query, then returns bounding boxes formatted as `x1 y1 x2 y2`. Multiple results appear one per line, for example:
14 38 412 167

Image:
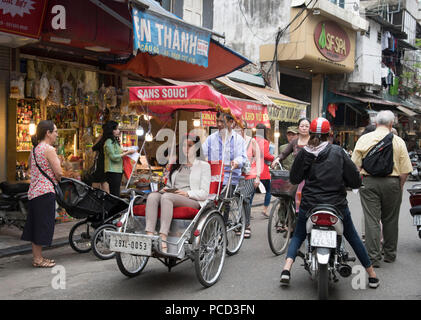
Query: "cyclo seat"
133 204 200 220
306 204 344 220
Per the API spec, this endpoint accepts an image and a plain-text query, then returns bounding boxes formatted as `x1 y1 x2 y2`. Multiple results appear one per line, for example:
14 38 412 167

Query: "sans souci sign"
132 8 211 67
314 21 350 62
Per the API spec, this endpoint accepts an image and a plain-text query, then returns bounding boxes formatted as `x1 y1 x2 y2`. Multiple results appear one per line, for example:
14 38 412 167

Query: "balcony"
292 0 369 31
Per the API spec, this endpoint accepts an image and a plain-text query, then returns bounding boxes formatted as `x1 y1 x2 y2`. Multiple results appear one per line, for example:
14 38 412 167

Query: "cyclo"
104 84 246 287
105 169 245 287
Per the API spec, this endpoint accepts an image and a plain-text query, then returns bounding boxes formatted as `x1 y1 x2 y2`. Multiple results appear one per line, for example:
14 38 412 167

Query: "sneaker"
368 277 380 289
280 270 291 286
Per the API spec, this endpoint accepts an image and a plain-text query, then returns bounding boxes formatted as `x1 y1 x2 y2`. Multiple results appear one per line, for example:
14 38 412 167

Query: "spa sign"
314 21 350 62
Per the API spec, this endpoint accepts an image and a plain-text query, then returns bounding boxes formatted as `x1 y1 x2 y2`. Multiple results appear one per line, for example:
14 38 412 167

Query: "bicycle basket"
269 169 297 197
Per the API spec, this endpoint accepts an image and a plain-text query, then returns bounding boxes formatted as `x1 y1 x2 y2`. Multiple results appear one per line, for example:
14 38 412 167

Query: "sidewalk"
0 219 77 258
0 193 271 259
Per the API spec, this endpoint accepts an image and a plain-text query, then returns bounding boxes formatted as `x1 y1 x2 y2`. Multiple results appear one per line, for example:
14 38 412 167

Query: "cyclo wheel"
91 224 117 260
194 211 227 288
69 219 93 253
267 197 293 255
116 252 149 277
317 263 329 300
225 197 246 256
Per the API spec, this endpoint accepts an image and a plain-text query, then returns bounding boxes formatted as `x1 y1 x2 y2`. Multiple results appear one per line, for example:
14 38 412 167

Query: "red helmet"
310 117 331 134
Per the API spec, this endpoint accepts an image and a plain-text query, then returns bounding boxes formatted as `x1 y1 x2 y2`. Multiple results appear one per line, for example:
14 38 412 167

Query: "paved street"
0 183 420 300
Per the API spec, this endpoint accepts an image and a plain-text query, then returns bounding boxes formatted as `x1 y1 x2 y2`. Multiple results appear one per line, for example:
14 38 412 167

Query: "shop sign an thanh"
269 99 307 123
132 7 211 67
314 21 350 62
0 0 48 39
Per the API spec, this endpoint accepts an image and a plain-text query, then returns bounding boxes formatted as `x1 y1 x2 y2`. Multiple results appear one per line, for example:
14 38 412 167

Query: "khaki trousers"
359 176 402 263
145 192 200 236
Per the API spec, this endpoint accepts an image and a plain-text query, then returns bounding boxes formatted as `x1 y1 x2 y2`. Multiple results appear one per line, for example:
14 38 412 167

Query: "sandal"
244 228 251 239
261 212 269 219
33 258 56 268
43 258 55 264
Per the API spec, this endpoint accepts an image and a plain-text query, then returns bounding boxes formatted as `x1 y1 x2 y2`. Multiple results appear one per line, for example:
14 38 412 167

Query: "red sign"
201 100 270 129
202 111 217 127
230 99 270 129
0 0 48 39
314 21 350 62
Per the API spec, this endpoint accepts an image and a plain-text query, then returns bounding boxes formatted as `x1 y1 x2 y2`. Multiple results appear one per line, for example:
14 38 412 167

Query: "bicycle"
267 161 298 256
217 170 246 256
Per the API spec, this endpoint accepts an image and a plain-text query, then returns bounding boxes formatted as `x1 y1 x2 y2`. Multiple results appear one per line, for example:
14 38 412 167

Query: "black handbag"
33 146 64 205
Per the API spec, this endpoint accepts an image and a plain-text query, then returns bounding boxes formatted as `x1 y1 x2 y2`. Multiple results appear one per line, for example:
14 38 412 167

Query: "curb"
0 237 69 259
0 201 272 259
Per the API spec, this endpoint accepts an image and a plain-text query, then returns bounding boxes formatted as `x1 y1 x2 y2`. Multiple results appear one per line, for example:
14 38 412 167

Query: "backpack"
362 132 394 177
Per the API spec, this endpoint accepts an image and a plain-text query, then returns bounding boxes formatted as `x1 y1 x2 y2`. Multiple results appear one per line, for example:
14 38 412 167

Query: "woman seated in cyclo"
145 134 211 253
279 117 380 289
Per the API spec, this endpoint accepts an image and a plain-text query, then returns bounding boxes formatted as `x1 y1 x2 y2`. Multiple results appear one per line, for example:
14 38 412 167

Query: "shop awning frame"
215 77 309 107
396 106 418 117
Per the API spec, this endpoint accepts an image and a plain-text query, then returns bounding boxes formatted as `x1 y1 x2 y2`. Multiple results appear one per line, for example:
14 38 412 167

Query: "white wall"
212 0 291 66
347 19 382 87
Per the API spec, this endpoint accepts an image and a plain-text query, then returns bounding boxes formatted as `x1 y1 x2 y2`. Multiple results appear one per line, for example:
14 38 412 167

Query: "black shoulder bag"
362 132 394 177
33 146 64 203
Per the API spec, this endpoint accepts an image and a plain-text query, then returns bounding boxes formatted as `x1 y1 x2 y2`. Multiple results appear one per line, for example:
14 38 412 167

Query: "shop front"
260 5 368 120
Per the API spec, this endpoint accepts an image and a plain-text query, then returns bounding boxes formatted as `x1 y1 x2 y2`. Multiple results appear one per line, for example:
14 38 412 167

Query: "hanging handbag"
33 146 64 205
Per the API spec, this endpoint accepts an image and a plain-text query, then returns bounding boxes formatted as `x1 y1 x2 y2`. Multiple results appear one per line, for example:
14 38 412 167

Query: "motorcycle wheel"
318 264 329 300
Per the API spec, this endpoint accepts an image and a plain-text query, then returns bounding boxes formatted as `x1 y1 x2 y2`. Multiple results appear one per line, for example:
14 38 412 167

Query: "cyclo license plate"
310 229 337 248
107 231 152 256
413 215 421 226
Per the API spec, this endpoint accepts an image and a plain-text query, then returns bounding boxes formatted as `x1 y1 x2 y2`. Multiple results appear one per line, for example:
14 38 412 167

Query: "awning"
128 85 243 124
269 99 307 123
111 0 250 81
215 77 309 122
215 77 309 106
332 91 397 107
396 106 418 117
112 38 250 81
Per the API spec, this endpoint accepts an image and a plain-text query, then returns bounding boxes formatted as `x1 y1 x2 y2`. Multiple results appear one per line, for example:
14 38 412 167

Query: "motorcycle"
300 204 356 300
0 182 30 230
407 184 421 239
408 151 421 181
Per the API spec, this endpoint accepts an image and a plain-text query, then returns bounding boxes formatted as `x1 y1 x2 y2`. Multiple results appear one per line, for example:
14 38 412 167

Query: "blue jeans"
286 206 372 269
250 179 271 207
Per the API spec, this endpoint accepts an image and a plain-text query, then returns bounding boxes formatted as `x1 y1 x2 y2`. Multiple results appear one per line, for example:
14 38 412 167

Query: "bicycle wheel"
91 224 117 260
194 211 227 287
116 252 149 277
69 219 92 253
267 198 293 255
225 197 246 256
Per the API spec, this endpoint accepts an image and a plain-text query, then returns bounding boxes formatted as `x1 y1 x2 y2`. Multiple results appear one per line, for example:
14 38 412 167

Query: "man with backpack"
352 110 412 267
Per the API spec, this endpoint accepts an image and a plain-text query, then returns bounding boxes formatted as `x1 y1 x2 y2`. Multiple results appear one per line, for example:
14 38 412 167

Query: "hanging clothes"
390 76 399 96
382 31 391 50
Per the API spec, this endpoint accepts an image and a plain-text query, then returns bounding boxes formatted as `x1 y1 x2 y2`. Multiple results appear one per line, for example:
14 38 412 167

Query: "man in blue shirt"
202 112 246 196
